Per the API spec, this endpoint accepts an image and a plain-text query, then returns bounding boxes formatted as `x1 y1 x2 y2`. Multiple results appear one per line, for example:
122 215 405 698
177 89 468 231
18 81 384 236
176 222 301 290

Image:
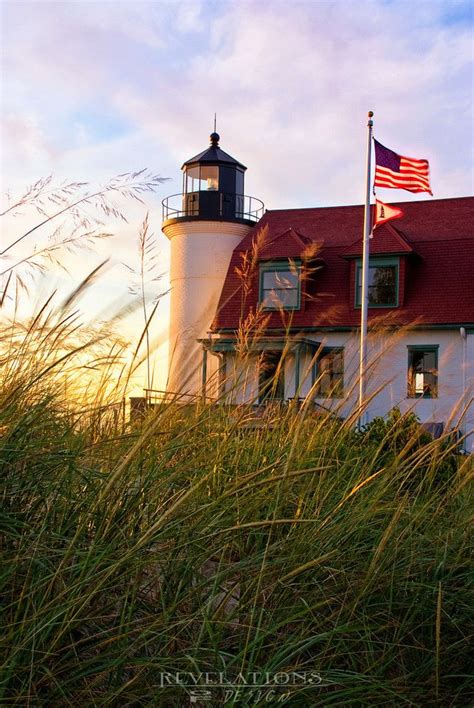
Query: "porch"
199 336 322 405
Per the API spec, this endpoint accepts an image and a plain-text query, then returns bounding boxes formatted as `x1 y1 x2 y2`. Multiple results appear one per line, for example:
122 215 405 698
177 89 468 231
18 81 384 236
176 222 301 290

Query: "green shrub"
357 407 461 490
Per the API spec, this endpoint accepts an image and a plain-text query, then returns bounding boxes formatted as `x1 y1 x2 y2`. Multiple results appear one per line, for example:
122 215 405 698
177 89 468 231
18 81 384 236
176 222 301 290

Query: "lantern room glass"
185 165 219 193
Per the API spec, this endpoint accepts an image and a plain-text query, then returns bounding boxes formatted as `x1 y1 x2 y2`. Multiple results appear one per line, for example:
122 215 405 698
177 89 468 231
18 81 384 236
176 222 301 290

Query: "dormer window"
259 261 301 310
355 256 399 307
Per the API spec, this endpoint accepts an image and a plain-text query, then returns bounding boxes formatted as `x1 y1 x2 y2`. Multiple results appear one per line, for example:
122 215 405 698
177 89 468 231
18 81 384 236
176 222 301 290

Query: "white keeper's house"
161 132 474 451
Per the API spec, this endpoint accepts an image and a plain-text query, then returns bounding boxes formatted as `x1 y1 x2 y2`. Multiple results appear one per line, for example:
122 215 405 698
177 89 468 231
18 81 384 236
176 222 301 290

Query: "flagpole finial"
368 110 374 127
368 111 374 117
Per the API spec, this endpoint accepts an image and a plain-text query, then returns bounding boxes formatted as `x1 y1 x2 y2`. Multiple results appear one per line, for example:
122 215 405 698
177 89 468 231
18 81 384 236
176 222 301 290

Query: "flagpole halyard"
358 111 374 429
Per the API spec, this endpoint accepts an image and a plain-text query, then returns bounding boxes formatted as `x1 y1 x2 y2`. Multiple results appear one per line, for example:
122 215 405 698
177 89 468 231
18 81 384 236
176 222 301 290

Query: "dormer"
342 224 416 309
254 227 325 312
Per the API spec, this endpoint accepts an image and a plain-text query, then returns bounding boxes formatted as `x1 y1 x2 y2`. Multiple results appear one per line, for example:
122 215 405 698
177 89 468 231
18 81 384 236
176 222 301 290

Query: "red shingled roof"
342 224 413 257
212 197 474 331
259 227 314 259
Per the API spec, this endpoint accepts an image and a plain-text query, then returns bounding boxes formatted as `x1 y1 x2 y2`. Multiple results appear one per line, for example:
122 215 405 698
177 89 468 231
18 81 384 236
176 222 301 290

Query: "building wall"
222 352 259 405
220 329 474 451
163 220 251 395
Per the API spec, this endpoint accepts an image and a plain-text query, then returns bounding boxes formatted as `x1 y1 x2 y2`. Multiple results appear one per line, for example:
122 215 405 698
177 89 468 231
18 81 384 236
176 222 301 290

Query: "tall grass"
1 179 473 704
1 284 473 706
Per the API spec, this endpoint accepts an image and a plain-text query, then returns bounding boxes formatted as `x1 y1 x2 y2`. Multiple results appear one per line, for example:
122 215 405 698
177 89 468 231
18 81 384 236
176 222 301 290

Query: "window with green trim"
356 257 399 307
407 346 438 398
314 347 344 398
259 261 301 310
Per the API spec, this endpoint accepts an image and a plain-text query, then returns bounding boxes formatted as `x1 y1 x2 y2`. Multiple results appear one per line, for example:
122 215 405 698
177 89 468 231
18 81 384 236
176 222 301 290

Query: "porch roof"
199 336 321 353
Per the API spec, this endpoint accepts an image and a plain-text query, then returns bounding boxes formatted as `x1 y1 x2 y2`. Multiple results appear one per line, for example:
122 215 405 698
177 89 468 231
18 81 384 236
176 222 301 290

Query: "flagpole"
358 110 374 429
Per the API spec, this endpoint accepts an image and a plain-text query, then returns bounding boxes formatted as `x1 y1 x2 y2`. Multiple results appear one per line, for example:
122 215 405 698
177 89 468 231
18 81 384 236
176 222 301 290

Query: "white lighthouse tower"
161 132 264 397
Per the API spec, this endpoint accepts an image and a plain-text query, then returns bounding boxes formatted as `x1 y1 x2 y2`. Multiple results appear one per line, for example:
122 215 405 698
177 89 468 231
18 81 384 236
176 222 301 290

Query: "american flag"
374 140 432 195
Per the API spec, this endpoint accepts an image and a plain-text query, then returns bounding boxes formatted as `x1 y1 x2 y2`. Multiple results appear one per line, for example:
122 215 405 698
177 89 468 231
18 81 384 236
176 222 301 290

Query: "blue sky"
1 0 473 388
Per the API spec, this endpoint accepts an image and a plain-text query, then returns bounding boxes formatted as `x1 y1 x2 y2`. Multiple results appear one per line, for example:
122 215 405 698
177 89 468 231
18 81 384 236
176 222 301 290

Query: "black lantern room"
162 133 264 227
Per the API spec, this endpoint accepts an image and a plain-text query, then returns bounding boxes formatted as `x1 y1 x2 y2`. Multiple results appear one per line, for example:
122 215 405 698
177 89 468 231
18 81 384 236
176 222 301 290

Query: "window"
315 347 344 398
185 165 219 192
356 257 399 307
259 351 285 402
235 169 245 218
259 262 301 310
407 346 438 398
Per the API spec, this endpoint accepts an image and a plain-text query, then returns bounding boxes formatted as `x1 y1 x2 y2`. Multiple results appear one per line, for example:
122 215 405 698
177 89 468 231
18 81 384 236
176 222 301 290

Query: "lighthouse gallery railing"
162 192 264 223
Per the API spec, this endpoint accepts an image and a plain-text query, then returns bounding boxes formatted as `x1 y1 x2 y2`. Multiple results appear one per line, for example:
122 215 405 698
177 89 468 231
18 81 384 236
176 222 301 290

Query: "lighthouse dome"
162 133 263 227
182 132 247 170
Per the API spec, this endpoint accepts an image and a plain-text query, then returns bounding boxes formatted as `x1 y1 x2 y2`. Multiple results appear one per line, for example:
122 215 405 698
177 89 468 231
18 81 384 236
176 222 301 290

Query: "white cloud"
1 113 59 163
3 0 472 207
98 0 473 208
176 0 204 33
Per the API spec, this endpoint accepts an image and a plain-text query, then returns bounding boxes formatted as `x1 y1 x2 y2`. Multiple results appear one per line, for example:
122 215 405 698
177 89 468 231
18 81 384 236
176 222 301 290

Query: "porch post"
219 352 226 400
294 344 301 400
201 346 208 403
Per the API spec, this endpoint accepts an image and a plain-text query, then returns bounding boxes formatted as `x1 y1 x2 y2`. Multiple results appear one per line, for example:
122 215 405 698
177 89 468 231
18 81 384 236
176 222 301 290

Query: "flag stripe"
376 163 430 178
400 157 429 169
375 182 429 194
375 173 430 187
375 170 430 188
375 182 429 192
400 164 429 176
376 165 430 182
400 161 429 174
375 185 428 194
375 168 430 187
375 165 430 178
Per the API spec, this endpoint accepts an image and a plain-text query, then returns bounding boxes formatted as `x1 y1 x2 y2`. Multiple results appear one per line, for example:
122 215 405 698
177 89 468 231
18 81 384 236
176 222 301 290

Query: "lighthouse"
162 132 264 397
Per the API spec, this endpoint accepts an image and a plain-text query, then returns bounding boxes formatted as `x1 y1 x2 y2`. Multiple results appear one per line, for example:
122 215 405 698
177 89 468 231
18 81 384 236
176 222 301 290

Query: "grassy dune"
1 303 473 706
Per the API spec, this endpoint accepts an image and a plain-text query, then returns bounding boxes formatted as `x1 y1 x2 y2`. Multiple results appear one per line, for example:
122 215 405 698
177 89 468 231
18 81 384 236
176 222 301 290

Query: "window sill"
260 306 300 312
407 394 438 400
354 303 399 309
